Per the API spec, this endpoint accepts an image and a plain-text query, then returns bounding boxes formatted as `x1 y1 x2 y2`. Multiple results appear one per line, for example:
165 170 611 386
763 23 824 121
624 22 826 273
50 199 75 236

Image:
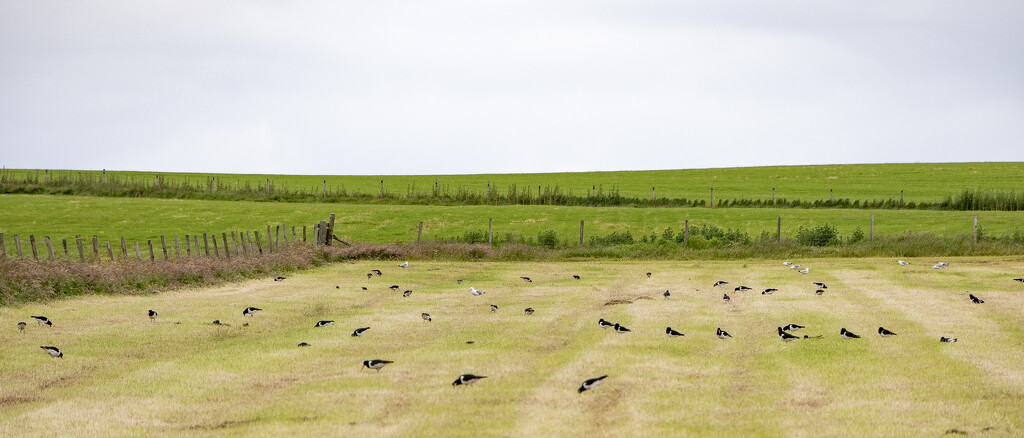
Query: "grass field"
1 194 1021 250
1 258 1022 436
6 162 1024 203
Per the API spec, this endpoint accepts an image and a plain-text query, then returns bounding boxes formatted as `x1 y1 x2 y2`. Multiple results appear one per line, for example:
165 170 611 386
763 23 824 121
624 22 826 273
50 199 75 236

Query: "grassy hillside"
1 259 1022 436
5 162 1023 203
0 195 1020 251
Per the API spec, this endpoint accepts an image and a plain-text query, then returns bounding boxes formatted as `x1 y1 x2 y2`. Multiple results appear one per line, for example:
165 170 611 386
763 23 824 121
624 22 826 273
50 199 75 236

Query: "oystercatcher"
297 342 310 347
840 328 861 339
457 279 463 284
31 316 52 326
148 310 158 321
969 293 984 304
362 359 394 372
41 346 63 358
372 270 383 276
572 275 581 280
646 272 652 278
351 327 370 337
490 305 498 312
470 287 485 296
578 375 608 393
722 294 731 302
18 321 26 333
778 327 799 342
274 276 285 281
361 287 368 290
666 327 685 337
520 277 532 282
389 285 400 291
399 261 408 268
403 290 412 297
717 328 732 339
452 374 487 386
734 286 752 292
803 335 823 339
782 324 804 332
242 307 261 317
315 320 334 327
663 290 671 299
422 313 432 321
1014 278 1024 282
524 308 535 315
940 336 957 343
762 288 777 295
815 289 825 296
878 327 897 337
713 281 729 287
598 319 614 329
898 260 910 266
813 282 827 289
613 323 631 334
366 273 373 279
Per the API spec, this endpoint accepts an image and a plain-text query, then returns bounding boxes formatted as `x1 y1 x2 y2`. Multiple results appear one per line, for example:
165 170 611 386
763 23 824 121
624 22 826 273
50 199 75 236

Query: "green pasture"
6 162 1023 203
1 259 1022 436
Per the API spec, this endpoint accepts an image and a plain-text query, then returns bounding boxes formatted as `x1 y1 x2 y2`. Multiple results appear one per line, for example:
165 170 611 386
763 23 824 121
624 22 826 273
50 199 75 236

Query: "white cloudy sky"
1 1 1022 175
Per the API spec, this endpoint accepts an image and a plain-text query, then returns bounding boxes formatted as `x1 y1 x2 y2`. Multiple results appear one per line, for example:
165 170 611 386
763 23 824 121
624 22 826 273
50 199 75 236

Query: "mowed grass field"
1 258 1022 436
7 162 1024 202
1 194 1021 248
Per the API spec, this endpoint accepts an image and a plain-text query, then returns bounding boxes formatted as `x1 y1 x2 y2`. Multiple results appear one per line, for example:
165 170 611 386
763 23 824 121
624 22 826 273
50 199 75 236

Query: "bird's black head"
46 321 52 326
578 385 586 393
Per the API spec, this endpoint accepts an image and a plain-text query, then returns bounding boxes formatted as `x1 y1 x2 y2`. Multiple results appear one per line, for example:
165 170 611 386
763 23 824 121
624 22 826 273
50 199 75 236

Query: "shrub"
796 224 840 246
849 227 865 244
537 230 559 248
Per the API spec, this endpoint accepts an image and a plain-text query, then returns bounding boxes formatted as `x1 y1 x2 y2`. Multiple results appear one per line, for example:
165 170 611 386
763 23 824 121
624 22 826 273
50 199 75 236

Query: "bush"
537 230 559 249
796 224 840 246
590 231 635 247
849 227 865 244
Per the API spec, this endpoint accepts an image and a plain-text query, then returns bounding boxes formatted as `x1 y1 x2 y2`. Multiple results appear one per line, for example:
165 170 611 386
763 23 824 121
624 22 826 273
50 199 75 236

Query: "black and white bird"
520 277 532 282
18 321 26 332
148 309 158 321
803 335 823 339
663 290 671 299
898 260 910 266
470 287 485 296
315 320 334 327
666 327 685 337
840 328 861 339
372 269 383 276
717 328 732 339
389 285 400 291
490 304 498 312
613 323 631 334
782 324 804 332
274 276 286 281
242 307 262 317
403 290 412 297
297 342 310 347
422 313 432 321
1014 278 1024 283
815 289 825 296
598 319 614 329
778 327 800 342
362 359 394 372
734 286 752 292
798 268 809 274
969 293 984 304
572 275 581 280
722 294 731 302
351 327 370 337
41 346 63 358
31 316 52 326
578 375 608 393
399 261 409 268
813 282 827 289
457 279 463 284
452 374 487 386
878 327 897 337
714 281 729 287
366 273 373 279
361 287 368 290
646 272 652 278
762 288 778 295
940 336 957 343
524 308 534 315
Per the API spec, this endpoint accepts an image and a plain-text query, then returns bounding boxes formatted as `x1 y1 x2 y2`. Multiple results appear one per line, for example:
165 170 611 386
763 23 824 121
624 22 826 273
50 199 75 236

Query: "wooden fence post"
282 224 289 245
135 241 141 261
194 236 199 256
212 234 219 257
579 220 584 248
30 235 38 260
121 237 128 260
323 180 327 197
303 225 307 243
185 234 191 256
292 226 296 243
203 232 210 256
15 234 23 258
900 190 904 206
45 236 55 261
772 188 776 205
970 214 978 244
684 220 689 248
830 189 833 202
380 180 384 197
777 217 781 242
148 239 155 261
102 169 106 183
106 243 114 261
175 235 181 258
0 233 5 259
652 186 655 201
538 185 541 200
161 235 168 260
212 176 216 193
222 233 230 259
488 218 493 247
318 221 327 246
326 214 336 246
62 238 69 258
870 215 874 242
710 188 714 208
76 235 84 261
487 181 490 197
255 231 263 254
417 221 423 243
266 178 270 193
92 235 99 257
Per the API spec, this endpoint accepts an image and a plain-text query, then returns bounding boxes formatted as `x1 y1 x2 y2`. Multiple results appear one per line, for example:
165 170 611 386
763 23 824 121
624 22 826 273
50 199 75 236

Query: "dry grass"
0 258 1022 436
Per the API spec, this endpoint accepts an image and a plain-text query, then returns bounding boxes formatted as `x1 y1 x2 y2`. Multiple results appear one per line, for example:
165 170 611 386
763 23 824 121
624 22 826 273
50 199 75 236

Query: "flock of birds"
16 260 1024 392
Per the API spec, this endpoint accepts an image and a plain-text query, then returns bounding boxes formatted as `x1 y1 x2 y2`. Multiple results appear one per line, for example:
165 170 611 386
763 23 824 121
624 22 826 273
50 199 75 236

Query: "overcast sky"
1 1 1022 175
